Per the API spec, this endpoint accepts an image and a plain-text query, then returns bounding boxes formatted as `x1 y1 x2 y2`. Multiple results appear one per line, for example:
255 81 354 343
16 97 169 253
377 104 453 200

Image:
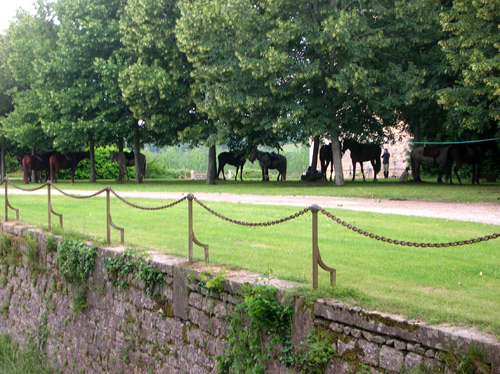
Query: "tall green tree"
119 0 196 182
2 4 57 156
37 0 126 181
439 0 500 139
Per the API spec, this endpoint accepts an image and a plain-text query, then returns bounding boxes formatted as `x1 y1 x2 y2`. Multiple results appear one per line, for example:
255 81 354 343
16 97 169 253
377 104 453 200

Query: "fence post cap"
309 204 320 213
187 193 194 200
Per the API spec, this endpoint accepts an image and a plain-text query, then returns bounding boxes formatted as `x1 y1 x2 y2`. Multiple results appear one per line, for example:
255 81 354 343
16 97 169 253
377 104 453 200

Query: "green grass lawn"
2 177 499 337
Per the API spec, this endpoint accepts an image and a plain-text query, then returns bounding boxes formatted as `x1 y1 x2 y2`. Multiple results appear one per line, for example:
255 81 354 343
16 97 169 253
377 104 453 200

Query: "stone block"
405 352 423 372
358 339 379 366
173 267 189 320
379 345 404 372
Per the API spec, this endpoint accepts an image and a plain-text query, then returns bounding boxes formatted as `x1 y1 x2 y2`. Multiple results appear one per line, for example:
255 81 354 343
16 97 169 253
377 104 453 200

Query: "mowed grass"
2 179 500 336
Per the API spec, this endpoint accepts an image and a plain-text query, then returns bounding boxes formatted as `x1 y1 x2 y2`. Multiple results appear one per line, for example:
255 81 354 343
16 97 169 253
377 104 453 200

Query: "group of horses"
16 151 90 184
17 151 146 184
217 150 287 182
219 138 498 184
411 140 498 184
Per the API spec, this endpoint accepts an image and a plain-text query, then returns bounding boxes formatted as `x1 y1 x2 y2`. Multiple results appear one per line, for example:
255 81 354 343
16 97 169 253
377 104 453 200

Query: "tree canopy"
0 0 498 182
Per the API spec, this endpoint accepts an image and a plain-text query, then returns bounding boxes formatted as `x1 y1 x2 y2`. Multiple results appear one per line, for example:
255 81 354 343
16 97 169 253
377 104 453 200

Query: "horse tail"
283 157 287 181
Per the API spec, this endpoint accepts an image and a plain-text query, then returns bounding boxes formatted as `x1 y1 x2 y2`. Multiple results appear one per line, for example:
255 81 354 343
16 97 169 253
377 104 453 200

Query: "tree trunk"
308 135 320 181
206 144 217 185
118 138 124 182
1 143 5 180
89 133 96 182
332 131 345 186
134 126 142 183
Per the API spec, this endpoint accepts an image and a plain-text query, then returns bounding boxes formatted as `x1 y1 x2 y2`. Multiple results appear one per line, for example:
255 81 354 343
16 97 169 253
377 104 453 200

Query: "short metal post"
4 179 7 221
106 187 124 245
310 204 336 289
107 188 111 244
187 193 209 263
188 193 194 262
311 204 320 289
48 183 52 232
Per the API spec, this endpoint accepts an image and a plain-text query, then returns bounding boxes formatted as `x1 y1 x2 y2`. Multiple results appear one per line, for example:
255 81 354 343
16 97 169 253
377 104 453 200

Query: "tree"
439 0 500 139
119 0 196 182
36 0 127 182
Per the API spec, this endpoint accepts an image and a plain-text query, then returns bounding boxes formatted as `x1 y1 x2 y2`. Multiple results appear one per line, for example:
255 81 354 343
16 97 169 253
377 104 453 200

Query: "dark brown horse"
49 152 90 183
342 139 381 181
22 155 50 184
217 151 246 181
446 140 498 184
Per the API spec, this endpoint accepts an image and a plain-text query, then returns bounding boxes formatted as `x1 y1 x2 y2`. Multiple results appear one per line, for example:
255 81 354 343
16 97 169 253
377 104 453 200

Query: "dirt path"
7 189 500 226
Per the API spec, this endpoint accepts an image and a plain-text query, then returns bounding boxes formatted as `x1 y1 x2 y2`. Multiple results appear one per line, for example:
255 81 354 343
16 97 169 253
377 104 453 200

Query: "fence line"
1 178 499 289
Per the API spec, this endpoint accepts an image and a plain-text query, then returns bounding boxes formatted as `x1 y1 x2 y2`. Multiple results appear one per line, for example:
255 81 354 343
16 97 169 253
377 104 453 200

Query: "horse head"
249 150 259 163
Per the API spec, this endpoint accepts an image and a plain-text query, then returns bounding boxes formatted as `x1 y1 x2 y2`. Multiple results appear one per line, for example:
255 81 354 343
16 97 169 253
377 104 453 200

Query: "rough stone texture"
0 222 499 374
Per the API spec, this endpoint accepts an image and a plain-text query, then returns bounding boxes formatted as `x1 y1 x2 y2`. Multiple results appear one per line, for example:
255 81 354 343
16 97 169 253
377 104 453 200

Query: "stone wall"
0 222 499 374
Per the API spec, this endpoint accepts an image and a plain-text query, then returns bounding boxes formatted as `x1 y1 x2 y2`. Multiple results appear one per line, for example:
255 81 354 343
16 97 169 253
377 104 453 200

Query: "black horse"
446 140 499 184
319 143 333 181
217 151 246 181
249 150 287 182
342 139 381 182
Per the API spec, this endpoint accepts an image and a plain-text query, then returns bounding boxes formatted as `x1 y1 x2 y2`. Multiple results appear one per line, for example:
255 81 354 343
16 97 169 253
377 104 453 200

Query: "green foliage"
56 238 97 313
0 233 23 267
56 147 120 181
103 248 164 298
217 281 294 374
0 334 56 374
56 238 97 285
197 268 226 294
25 232 44 275
440 344 490 374
45 236 58 254
293 330 337 374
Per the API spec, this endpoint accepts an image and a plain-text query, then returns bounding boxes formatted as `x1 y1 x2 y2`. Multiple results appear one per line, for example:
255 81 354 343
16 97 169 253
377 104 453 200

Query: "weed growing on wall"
217 282 294 373
0 233 23 268
103 248 164 297
56 238 97 313
197 268 226 295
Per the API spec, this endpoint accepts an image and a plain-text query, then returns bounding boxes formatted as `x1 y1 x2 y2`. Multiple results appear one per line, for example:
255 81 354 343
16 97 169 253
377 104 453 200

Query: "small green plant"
197 268 226 294
56 238 97 313
25 232 45 276
293 330 337 373
217 281 294 374
440 344 490 374
103 248 164 297
0 233 23 267
0 333 55 373
45 235 58 253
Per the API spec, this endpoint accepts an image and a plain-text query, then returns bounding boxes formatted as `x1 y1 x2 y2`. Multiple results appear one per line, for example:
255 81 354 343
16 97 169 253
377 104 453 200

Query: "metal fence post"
187 193 209 263
107 187 111 244
310 204 336 289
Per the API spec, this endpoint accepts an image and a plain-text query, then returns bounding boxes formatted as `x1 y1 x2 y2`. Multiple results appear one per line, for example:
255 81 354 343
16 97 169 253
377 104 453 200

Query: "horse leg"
329 161 333 182
239 164 244 181
217 163 225 181
351 161 356 181
371 160 377 182
359 163 366 182
453 164 461 185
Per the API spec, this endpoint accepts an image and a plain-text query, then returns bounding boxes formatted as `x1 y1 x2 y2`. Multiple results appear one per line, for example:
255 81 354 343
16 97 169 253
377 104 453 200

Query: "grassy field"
2 177 500 336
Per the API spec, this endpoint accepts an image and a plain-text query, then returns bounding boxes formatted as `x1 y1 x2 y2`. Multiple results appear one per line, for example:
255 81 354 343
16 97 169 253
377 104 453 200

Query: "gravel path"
7 189 500 226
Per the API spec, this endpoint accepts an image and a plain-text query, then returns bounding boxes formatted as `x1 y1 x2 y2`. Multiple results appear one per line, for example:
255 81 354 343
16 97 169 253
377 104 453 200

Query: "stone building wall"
0 222 498 374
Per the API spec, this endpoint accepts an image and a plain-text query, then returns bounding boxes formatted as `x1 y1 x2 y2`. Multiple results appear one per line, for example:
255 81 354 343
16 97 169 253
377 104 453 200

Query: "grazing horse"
217 151 246 181
249 150 287 182
109 151 147 182
22 155 50 184
49 152 90 183
342 139 381 182
410 145 450 183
